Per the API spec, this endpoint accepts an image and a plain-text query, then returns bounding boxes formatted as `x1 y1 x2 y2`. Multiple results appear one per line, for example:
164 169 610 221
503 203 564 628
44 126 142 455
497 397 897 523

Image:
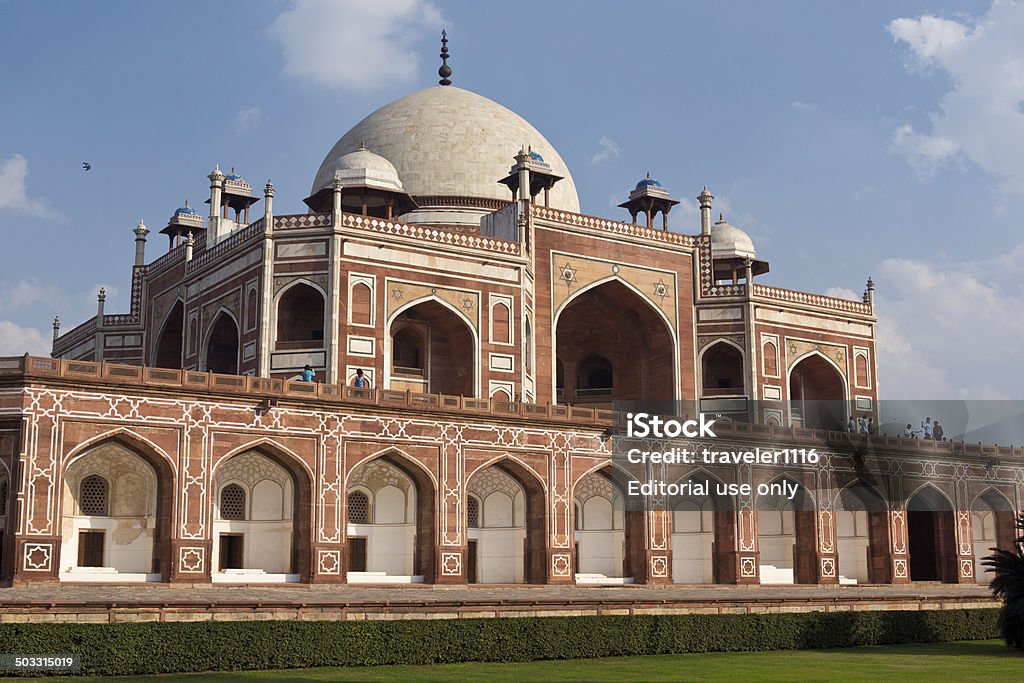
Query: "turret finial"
438 29 452 86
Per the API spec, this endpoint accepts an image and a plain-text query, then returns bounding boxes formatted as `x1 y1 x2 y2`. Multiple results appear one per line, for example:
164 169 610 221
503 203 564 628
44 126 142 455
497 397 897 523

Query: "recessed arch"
274 279 327 349
905 483 957 582
971 487 1016 580
153 299 185 369
698 339 745 397
210 441 313 580
385 294 480 398
670 467 734 584
834 479 891 584
571 461 645 582
466 456 547 584
787 350 848 430
58 434 174 581
346 449 437 581
203 307 241 374
756 473 816 584
553 276 679 405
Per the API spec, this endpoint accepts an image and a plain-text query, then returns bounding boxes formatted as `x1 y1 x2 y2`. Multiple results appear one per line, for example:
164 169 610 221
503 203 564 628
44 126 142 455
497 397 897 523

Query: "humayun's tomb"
0 37 1012 618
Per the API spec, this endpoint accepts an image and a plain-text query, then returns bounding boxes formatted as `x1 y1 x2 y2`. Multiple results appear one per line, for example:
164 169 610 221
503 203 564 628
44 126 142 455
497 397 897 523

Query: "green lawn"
71 640 1021 682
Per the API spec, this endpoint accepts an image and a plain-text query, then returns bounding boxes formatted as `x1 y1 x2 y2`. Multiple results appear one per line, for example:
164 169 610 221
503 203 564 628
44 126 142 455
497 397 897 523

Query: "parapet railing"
531 204 697 248
752 283 873 316
0 356 611 426
0 356 1018 459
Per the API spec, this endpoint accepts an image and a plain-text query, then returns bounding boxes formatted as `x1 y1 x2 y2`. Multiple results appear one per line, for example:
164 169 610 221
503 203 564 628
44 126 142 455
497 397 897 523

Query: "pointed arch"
552 276 679 404
154 298 185 369
466 455 547 583
210 439 314 580
906 483 957 582
385 294 480 398
670 467 733 584
346 448 437 581
698 339 746 397
571 461 645 581
58 431 175 580
273 278 327 349
834 479 891 584
787 350 848 429
202 307 241 374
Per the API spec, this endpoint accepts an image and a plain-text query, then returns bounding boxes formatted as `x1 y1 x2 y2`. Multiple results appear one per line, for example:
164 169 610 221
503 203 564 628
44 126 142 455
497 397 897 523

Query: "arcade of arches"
556 281 675 405
23 432 1017 586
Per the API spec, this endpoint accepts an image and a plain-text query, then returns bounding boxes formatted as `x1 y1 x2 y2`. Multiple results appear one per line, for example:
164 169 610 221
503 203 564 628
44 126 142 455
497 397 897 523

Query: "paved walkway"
0 582 994 607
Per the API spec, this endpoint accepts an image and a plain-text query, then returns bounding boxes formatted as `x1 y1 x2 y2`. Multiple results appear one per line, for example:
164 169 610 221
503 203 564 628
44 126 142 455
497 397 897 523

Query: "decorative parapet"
186 219 265 272
752 283 873 316
339 213 522 256
1 356 609 426
531 205 697 248
148 243 188 273
0 355 1017 459
274 213 331 230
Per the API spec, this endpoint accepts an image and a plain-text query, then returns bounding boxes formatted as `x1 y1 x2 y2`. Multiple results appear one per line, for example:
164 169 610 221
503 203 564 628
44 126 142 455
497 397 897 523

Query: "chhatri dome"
312 35 580 227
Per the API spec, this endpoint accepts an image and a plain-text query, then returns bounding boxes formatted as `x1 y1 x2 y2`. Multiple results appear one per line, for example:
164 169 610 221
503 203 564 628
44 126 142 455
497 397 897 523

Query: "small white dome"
711 217 756 260
320 145 406 194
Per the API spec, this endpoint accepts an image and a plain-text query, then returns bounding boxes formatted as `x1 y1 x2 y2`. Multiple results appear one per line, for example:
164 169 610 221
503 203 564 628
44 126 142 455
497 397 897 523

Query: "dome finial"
438 29 452 86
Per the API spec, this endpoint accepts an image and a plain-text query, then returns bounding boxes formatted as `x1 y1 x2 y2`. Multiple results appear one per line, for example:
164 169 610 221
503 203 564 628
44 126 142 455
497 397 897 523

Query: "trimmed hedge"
0 608 999 677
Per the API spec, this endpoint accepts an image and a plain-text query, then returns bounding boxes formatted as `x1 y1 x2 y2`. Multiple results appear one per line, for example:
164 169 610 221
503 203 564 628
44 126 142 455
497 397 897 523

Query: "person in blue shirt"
353 368 369 388
301 364 315 382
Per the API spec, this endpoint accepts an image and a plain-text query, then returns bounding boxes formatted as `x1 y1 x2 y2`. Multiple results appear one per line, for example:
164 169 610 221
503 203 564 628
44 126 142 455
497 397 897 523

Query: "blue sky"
1 0 1021 399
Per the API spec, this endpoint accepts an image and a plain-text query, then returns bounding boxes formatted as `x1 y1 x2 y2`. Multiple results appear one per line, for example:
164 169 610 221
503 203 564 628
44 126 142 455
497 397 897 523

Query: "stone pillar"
954 509 976 583
51 316 60 343
327 180 344 384
185 232 194 262
888 508 911 583
645 507 673 584
258 182 276 378
133 219 149 266
698 186 714 235
207 166 225 244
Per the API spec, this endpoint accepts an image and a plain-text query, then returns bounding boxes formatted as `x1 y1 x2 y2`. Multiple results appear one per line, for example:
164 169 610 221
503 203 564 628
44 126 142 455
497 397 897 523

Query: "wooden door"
347 537 367 572
78 530 105 567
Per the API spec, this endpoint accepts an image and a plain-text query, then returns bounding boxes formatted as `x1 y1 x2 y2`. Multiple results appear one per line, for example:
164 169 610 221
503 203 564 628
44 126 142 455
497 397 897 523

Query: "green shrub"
0 608 998 677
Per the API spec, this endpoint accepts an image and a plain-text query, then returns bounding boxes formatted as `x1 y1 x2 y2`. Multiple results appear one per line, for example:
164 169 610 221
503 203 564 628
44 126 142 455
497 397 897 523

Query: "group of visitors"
847 415 877 435
903 416 945 441
299 365 370 388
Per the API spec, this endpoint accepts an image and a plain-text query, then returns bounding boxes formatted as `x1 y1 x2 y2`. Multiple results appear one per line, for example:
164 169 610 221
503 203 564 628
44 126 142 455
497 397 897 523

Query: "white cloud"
0 321 49 356
590 136 622 165
888 15 968 65
888 3 1024 192
83 284 119 311
0 154 61 218
874 249 1024 399
889 124 961 178
269 0 442 90
0 279 63 313
234 106 263 133
791 100 817 111
824 286 860 301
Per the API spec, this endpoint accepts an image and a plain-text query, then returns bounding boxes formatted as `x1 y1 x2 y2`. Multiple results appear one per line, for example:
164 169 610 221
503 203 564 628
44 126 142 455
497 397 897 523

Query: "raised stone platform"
0 583 996 624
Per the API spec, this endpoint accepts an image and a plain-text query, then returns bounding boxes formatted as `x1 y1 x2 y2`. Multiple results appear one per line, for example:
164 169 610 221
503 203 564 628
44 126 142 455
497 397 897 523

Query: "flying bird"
82 162 91 171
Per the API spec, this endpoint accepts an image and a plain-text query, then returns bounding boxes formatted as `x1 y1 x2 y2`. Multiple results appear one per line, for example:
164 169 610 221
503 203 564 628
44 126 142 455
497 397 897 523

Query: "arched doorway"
388 299 476 396
789 354 845 430
205 312 240 374
756 476 816 584
346 454 435 583
972 489 1016 582
671 471 732 584
211 449 306 582
906 486 957 582
154 301 184 369
466 460 546 584
59 438 173 582
700 342 745 397
835 482 890 584
555 280 675 405
276 282 326 349
572 467 644 584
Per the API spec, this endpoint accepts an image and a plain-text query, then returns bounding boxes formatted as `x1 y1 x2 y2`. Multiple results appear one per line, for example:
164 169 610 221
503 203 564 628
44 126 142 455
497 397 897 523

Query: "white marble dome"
711 217 757 259
313 86 581 224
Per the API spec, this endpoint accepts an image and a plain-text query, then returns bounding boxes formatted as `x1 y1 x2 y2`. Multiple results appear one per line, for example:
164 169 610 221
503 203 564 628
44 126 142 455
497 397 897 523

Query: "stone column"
888 508 911 583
